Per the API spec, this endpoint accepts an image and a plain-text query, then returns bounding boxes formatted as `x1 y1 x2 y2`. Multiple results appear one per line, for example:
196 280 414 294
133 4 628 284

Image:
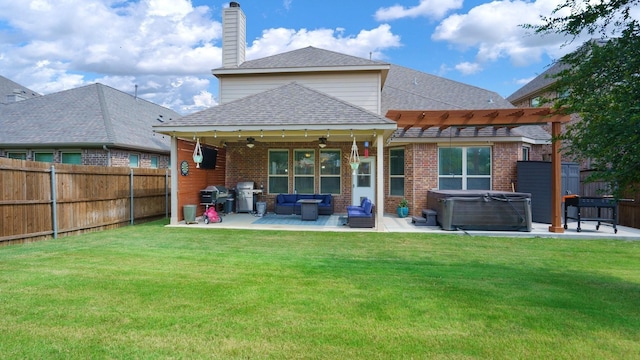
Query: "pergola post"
548 121 564 233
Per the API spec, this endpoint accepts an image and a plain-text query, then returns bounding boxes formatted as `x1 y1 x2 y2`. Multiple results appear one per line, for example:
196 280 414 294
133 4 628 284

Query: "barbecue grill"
563 195 618 233
236 181 263 213
200 185 229 213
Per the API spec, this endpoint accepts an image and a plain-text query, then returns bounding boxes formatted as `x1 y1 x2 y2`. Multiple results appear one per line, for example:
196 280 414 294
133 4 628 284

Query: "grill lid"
237 181 255 190
202 185 229 196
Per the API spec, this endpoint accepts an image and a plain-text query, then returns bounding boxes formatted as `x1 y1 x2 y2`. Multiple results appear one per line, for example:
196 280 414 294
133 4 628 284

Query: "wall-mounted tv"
200 147 218 169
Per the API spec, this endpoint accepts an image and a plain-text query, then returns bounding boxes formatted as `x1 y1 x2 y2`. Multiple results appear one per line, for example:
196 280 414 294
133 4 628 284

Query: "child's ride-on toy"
203 206 222 224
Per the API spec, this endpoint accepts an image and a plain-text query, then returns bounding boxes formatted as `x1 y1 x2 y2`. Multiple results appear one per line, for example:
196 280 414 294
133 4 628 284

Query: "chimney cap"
230 1 240 7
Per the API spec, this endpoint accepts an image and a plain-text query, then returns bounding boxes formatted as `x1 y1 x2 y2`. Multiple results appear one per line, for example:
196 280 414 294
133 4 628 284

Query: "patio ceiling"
159 127 397 148
385 107 572 131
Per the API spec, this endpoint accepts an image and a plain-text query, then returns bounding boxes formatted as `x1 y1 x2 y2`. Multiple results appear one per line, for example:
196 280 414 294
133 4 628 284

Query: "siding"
222 7 246 68
219 72 382 114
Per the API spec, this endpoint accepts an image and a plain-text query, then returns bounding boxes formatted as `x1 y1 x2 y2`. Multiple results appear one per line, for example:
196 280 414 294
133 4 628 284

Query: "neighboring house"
507 60 591 168
154 2 564 226
0 80 179 168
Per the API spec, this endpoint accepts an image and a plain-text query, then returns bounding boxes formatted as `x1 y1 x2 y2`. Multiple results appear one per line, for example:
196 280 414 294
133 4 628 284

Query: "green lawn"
1 220 639 359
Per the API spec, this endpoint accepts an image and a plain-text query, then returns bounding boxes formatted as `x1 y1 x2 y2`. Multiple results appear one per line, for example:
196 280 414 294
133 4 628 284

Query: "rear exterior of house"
154 2 553 224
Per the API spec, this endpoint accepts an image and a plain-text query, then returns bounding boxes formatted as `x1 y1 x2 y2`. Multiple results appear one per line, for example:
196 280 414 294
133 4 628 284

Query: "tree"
531 0 640 199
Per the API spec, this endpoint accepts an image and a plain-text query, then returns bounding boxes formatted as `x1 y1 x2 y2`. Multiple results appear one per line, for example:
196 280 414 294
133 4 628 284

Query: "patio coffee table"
297 199 322 221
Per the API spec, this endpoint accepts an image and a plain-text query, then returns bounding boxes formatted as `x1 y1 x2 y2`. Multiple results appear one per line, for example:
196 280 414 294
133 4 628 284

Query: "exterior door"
352 157 376 206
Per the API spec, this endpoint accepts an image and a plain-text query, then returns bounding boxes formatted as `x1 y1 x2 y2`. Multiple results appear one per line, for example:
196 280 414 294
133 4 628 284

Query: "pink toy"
203 207 222 224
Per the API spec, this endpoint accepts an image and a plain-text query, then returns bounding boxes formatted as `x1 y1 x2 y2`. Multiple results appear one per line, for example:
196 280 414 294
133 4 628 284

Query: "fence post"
51 165 58 239
130 168 134 225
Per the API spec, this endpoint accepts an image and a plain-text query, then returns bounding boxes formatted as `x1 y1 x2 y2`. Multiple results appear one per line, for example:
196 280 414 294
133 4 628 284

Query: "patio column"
376 133 384 231
170 136 179 225
548 121 564 233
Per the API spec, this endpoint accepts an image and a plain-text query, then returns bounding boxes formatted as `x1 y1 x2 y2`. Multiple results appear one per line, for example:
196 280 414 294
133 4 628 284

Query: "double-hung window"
439 146 491 190
319 149 341 194
268 150 289 194
294 150 315 193
389 148 405 196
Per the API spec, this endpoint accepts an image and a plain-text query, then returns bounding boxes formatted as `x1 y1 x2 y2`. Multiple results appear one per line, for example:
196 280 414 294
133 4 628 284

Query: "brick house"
154 2 568 228
0 79 179 169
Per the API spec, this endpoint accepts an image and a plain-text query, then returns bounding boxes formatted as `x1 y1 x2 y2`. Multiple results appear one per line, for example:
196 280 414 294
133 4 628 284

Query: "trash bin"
256 201 266 217
183 204 197 224
225 198 235 214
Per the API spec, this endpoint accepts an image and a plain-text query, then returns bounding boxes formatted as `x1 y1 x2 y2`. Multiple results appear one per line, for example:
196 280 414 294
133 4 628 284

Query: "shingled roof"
382 64 513 114
0 75 41 104
507 62 567 104
156 82 395 130
236 46 388 69
0 83 179 152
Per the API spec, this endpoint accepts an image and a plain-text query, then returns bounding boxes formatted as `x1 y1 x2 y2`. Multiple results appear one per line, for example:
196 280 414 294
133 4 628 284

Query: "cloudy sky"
0 0 599 114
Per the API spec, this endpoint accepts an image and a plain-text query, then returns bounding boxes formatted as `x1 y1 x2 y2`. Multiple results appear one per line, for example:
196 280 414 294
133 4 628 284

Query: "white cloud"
0 0 221 113
455 61 482 75
247 24 401 61
0 0 401 114
515 76 536 85
375 0 463 21
432 0 584 68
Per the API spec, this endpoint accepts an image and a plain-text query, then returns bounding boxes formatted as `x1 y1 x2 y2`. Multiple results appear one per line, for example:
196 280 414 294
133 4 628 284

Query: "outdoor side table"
297 199 322 221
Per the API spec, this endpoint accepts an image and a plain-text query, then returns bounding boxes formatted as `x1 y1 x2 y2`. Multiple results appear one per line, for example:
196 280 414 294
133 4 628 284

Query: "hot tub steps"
411 209 437 226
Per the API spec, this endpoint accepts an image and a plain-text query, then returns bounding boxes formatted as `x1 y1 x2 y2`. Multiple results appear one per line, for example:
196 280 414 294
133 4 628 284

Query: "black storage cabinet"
516 161 580 224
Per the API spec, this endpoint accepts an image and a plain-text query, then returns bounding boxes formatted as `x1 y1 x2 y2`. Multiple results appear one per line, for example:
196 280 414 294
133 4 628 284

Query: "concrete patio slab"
167 212 640 240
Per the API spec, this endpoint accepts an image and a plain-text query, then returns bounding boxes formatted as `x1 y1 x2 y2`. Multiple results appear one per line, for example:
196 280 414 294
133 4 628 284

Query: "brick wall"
224 141 355 214
1 148 169 169
175 139 543 218
492 142 520 191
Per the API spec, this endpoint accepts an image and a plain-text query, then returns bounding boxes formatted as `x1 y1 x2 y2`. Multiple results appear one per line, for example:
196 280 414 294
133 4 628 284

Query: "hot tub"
427 190 532 231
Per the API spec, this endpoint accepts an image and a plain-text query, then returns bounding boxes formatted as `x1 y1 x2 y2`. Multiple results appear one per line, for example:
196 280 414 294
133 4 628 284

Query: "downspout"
103 145 111 166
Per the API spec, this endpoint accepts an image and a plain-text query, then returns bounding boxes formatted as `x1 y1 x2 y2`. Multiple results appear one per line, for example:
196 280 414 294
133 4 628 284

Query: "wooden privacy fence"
0 158 170 245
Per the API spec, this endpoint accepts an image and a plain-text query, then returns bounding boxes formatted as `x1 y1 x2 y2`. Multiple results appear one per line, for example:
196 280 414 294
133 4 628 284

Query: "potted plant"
397 198 409 218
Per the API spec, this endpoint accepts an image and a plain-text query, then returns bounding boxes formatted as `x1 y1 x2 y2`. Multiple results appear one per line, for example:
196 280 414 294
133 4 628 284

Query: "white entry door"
352 157 376 206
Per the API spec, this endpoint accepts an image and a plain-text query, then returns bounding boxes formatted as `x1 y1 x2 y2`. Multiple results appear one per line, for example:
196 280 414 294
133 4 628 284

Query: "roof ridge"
95 84 117 143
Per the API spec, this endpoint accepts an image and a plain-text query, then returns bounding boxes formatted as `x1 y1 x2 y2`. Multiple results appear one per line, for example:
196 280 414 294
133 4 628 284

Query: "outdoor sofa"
274 193 334 215
346 198 376 228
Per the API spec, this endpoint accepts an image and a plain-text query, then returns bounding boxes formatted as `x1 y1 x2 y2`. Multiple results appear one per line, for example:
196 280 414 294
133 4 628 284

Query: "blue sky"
0 0 604 113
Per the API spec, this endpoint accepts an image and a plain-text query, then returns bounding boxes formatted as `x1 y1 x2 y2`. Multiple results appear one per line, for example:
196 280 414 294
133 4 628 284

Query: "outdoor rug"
252 214 345 226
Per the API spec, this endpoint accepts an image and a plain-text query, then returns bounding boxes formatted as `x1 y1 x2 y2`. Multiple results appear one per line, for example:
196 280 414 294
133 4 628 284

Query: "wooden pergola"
385 107 572 233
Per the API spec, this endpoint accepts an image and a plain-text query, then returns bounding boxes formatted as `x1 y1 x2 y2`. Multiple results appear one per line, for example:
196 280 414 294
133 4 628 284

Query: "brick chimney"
222 2 246 68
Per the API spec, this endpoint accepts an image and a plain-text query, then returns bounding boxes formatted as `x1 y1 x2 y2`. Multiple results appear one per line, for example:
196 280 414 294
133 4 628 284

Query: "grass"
1 220 639 359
